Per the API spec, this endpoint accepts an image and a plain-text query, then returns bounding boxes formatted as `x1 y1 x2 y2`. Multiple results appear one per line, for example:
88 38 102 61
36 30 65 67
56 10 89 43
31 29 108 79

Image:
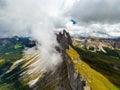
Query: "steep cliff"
29 30 85 90
4 30 85 90
2 30 119 90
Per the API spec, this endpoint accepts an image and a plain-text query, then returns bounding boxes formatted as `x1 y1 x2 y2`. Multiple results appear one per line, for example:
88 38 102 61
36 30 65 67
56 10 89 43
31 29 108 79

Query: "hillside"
67 47 119 90
73 36 120 89
0 30 120 90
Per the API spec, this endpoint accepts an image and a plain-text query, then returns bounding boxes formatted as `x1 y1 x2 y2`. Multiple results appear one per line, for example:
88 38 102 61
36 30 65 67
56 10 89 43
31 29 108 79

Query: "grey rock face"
31 30 84 90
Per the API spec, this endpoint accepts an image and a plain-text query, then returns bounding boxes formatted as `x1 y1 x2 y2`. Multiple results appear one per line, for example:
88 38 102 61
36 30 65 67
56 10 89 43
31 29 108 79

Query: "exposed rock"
57 30 72 49
4 30 85 90
73 36 114 53
84 36 107 53
29 30 84 90
114 41 120 49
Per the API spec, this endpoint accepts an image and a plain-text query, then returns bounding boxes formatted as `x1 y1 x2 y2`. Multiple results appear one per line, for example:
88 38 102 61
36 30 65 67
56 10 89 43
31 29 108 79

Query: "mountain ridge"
0 30 120 90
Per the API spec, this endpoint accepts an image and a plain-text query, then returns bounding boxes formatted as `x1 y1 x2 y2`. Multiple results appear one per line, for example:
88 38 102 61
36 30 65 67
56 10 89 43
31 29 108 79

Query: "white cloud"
70 0 120 23
65 0 120 38
0 0 77 74
0 0 120 38
67 23 120 38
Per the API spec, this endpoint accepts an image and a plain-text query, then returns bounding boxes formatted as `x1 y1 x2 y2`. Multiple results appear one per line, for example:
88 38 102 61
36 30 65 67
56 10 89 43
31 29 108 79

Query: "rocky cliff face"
56 30 84 90
14 30 84 90
84 36 107 53
114 41 120 49
57 30 72 49
30 30 84 90
73 36 114 53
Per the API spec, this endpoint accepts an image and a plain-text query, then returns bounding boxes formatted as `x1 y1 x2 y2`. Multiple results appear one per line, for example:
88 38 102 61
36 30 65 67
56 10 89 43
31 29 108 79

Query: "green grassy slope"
0 43 30 90
74 46 120 88
66 47 120 90
0 44 23 75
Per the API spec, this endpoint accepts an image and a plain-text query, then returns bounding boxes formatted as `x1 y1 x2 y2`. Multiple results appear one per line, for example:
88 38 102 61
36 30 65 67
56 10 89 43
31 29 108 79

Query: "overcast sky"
66 0 120 38
0 0 120 38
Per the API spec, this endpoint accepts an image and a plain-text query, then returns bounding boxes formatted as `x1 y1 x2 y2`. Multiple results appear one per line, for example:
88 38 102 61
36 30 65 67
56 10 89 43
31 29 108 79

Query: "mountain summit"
3 30 86 90
26 30 86 90
1 30 120 90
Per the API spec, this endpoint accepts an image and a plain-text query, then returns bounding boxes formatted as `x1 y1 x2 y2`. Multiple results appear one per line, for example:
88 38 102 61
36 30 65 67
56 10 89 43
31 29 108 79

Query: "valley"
0 32 120 90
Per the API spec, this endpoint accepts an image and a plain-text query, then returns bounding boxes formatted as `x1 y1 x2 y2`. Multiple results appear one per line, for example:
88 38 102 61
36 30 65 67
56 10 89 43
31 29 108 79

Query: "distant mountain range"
0 31 120 90
0 36 36 48
0 35 120 50
73 36 120 53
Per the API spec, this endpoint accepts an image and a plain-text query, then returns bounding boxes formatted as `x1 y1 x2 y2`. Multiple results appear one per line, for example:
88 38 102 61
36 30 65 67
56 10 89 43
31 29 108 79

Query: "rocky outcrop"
73 36 114 53
56 30 85 90
4 30 85 90
114 41 120 49
30 30 84 90
102 39 120 49
57 30 72 49
72 36 120 52
84 36 107 53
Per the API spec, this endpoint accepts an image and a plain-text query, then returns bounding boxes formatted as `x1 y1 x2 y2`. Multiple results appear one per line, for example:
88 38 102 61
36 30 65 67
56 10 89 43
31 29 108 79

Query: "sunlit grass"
74 46 120 88
66 47 120 90
0 83 16 90
14 44 22 49
0 59 5 65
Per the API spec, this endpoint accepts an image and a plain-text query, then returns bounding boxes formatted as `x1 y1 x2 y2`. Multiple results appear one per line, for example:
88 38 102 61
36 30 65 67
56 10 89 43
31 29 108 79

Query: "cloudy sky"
0 0 120 38
66 0 120 38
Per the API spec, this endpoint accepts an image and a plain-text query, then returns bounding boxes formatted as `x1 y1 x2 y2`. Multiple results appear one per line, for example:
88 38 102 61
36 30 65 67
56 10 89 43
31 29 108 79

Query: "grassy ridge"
74 46 120 88
66 47 120 90
0 44 23 75
0 43 30 90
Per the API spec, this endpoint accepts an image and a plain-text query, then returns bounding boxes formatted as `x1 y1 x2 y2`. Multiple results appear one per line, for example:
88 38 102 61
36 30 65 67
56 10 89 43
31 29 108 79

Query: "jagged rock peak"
25 30 85 90
56 30 72 49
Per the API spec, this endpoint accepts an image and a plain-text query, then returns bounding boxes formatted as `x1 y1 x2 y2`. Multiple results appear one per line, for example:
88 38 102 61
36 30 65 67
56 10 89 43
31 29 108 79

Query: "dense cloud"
0 0 120 38
0 0 76 76
67 23 120 38
65 0 120 38
70 0 120 24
